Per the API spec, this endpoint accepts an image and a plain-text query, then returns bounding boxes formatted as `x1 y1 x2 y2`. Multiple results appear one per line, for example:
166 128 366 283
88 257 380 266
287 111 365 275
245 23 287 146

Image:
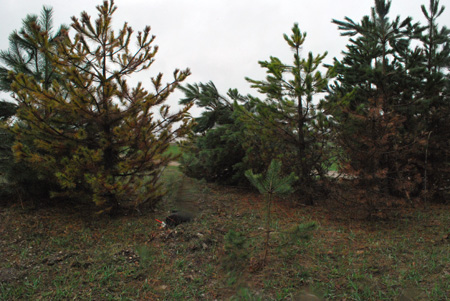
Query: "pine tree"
241 23 333 203
418 0 450 201
323 0 426 200
0 6 67 91
178 81 251 185
10 0 193 211
0 6 67 199
245 159 297 265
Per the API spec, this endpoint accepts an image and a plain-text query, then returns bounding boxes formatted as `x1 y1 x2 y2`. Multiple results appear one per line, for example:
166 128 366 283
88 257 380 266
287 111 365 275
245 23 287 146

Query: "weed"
230 287 262 301
135 245 153 268
289 221 318 242
223 229 250 271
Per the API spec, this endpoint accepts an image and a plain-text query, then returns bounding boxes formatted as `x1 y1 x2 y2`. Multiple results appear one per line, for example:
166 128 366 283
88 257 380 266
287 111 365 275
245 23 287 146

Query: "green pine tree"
322 0 427 200
0 6 67 91
245 159 297 265
241 23 334 204
418 0 450 201
178 81 252 185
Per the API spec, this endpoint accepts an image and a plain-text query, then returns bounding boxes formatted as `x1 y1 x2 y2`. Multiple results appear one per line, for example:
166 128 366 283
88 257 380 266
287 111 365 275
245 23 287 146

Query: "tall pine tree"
323 0 426 201
418 0 450 201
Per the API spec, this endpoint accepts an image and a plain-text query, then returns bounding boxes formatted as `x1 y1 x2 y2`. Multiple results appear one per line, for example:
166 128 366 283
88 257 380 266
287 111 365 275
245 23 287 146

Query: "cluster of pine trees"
0 0 448 213
180 0 450 210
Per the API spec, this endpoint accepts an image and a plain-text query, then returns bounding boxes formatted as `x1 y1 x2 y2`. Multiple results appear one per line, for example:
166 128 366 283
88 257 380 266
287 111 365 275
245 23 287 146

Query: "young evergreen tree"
245 159 297 265
10 0 192 211
241 23 333 204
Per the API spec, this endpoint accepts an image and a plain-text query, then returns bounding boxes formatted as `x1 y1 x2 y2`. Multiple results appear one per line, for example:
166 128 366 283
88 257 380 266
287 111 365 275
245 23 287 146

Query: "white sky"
1 0 449 116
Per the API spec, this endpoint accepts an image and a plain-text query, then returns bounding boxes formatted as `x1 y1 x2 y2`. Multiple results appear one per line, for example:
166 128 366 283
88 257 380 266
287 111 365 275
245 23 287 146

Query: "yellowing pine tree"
10 0 193 212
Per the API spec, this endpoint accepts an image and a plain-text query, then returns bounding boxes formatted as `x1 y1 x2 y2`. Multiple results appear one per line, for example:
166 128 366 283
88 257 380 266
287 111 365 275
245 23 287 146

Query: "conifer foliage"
325 0 428 200
10 0 192 211
241 24 334 202
0 6 67 92
0 6 67 199
178 81 250 185
419 0 450 201
245 160 297 264
323 0 450 206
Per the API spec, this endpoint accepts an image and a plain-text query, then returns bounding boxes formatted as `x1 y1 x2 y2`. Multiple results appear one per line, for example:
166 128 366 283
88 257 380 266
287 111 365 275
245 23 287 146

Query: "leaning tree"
178 81 253 185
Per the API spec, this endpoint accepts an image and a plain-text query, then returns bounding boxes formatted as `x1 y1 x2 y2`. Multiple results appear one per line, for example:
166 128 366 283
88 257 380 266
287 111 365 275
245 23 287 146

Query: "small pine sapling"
245 159 297 265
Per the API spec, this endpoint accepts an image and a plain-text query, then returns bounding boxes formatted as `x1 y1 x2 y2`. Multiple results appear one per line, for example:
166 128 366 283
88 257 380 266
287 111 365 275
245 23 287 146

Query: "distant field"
165 143 181 158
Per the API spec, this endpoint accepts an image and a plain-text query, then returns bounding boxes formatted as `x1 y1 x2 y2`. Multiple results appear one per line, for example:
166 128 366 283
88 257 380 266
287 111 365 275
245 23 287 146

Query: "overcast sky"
1 0 449 115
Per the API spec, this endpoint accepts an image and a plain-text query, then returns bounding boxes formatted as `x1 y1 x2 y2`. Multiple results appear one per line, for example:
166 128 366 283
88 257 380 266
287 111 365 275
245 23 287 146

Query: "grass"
165 143 181 158
1 166 449 300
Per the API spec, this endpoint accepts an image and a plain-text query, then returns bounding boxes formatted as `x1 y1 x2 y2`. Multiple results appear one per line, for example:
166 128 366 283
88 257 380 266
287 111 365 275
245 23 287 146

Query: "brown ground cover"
0 170 449 300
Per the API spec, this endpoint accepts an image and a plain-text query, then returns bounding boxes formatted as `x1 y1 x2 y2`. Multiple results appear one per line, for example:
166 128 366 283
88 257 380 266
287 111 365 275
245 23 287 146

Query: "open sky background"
1 0 449 116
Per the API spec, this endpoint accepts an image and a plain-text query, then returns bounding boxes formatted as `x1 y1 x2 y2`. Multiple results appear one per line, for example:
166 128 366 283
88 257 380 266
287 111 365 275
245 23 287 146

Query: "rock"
165 211 193 227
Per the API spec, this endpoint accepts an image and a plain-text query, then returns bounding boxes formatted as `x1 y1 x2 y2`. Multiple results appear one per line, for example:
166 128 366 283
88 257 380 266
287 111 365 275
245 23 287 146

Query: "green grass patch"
165 143 181 158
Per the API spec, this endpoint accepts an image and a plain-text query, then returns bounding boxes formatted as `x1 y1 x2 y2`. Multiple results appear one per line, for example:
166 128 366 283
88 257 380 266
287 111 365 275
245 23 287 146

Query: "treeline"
180 0 450 211
0 0 448 214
